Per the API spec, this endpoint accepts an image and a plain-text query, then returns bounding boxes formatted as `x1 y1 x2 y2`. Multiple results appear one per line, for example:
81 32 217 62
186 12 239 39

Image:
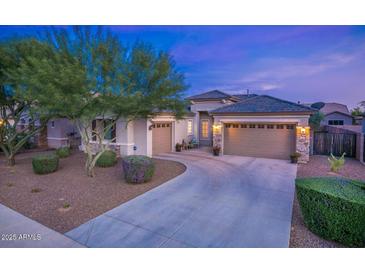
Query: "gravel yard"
0 151 186 233
290 155 365 248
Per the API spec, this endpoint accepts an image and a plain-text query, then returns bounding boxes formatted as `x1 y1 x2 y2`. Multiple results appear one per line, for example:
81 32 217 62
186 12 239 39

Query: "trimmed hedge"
55 147 71 158
32 153 59 174
122 155 155 184
96 150 117 168
296 177 365 247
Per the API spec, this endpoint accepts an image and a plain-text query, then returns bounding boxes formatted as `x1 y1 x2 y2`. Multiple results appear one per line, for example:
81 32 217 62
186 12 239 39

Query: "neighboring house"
14 111 80 149
47 118 80 148
318 103 353 126
81 90 314 163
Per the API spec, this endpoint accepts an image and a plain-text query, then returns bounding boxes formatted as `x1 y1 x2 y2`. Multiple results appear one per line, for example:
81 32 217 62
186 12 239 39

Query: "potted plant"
212 145 221 156
290 152 301 163
175 143 182 152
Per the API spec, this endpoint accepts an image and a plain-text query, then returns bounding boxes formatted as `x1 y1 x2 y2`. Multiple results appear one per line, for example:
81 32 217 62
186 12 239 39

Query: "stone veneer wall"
296 127 310 163
212 133 222 150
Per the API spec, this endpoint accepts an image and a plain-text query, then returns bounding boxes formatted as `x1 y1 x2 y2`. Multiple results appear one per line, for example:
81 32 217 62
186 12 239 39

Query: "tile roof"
187 90 235 100
210 95 315 114
232 94 258 101
324 111 353 118
320 103 350 115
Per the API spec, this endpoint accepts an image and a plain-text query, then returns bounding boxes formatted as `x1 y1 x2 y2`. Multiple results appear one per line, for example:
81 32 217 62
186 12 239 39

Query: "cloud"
258 83 282 91
239 48 365 89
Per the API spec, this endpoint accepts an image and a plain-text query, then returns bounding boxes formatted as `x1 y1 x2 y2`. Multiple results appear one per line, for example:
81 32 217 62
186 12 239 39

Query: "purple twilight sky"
0 25 364 109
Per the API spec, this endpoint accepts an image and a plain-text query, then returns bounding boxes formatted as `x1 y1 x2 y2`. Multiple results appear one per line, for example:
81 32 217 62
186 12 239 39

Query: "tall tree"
351 104 365 116
0 39 52 165
17 27 188 177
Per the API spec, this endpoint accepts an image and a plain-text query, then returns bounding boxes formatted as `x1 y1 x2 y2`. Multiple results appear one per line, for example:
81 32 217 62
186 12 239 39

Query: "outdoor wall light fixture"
297 126 310 136
212 124 222 134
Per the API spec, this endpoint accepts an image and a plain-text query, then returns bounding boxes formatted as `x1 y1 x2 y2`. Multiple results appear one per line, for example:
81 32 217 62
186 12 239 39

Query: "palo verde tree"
0 39 53 166
22 27 188 177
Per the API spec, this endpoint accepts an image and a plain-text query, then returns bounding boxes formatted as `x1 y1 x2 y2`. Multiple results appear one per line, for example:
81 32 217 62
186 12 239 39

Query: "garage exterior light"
212 124 222 135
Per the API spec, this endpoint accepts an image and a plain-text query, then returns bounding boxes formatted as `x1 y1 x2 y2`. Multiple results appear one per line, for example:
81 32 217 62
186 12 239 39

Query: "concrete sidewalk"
0 204 84 248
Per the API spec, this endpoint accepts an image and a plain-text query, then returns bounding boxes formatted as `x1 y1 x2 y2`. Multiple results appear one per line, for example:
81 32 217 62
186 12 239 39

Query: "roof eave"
209 111 315 116
324 111 353 118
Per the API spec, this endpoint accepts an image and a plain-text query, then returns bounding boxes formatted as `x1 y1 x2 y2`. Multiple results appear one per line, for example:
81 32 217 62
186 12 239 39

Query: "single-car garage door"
224 123 296 160
152 122 172 155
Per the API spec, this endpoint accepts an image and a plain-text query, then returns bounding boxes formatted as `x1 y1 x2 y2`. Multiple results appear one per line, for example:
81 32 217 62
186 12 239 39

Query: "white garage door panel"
224 124 296 160
152 122 172 155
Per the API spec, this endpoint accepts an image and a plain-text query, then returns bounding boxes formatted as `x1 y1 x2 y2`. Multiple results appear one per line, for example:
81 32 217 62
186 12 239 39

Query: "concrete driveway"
66 150 297 247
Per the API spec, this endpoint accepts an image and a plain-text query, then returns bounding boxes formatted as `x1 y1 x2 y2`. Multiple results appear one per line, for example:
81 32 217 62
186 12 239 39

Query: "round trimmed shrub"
55 147 71 158
296 177 365 247
32 153 59 174
122 155 155 184
96 150 117 168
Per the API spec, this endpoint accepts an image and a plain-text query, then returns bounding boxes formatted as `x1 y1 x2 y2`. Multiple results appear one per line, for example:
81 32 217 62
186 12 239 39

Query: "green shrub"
296 177 365 247
16 132 36 150
32 153 59 174
96 150 117 167
328 153 345 172
55 147 71 158
122 155 155 183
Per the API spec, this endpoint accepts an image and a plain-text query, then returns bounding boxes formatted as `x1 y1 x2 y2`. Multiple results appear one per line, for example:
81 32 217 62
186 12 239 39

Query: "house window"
201 120 209 138
267 125 274 129
240 124 247 128
104 120 116 142
277 125 284 129
328 120 344 126
232 124 239 128
51 121 55 128
187 120 193 135
286 124 294 130
225 124 231 128
258 124 265 129
249 124 256 128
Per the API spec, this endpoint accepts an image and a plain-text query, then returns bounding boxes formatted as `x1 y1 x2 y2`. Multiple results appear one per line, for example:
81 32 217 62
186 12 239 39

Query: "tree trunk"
38 125 48 148
83 143 95 177
86 165 95 177
7 154 15 166
85 158 95 177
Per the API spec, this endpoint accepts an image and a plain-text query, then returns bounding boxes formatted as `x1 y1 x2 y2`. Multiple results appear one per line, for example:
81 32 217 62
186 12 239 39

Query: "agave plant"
328 153 346 173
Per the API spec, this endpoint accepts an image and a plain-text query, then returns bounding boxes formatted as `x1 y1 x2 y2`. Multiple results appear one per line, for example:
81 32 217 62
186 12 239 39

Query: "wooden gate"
313 132 357 157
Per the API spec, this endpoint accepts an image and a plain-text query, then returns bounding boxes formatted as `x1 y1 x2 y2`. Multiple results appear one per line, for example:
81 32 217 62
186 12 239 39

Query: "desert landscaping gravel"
0 151 186 233
290 155 365 248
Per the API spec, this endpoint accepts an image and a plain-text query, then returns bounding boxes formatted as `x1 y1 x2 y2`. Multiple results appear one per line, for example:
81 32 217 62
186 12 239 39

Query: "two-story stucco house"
318 102 354 126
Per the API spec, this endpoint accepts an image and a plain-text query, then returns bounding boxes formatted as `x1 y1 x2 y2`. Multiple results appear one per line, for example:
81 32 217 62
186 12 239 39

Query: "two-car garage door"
224 123 296 160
